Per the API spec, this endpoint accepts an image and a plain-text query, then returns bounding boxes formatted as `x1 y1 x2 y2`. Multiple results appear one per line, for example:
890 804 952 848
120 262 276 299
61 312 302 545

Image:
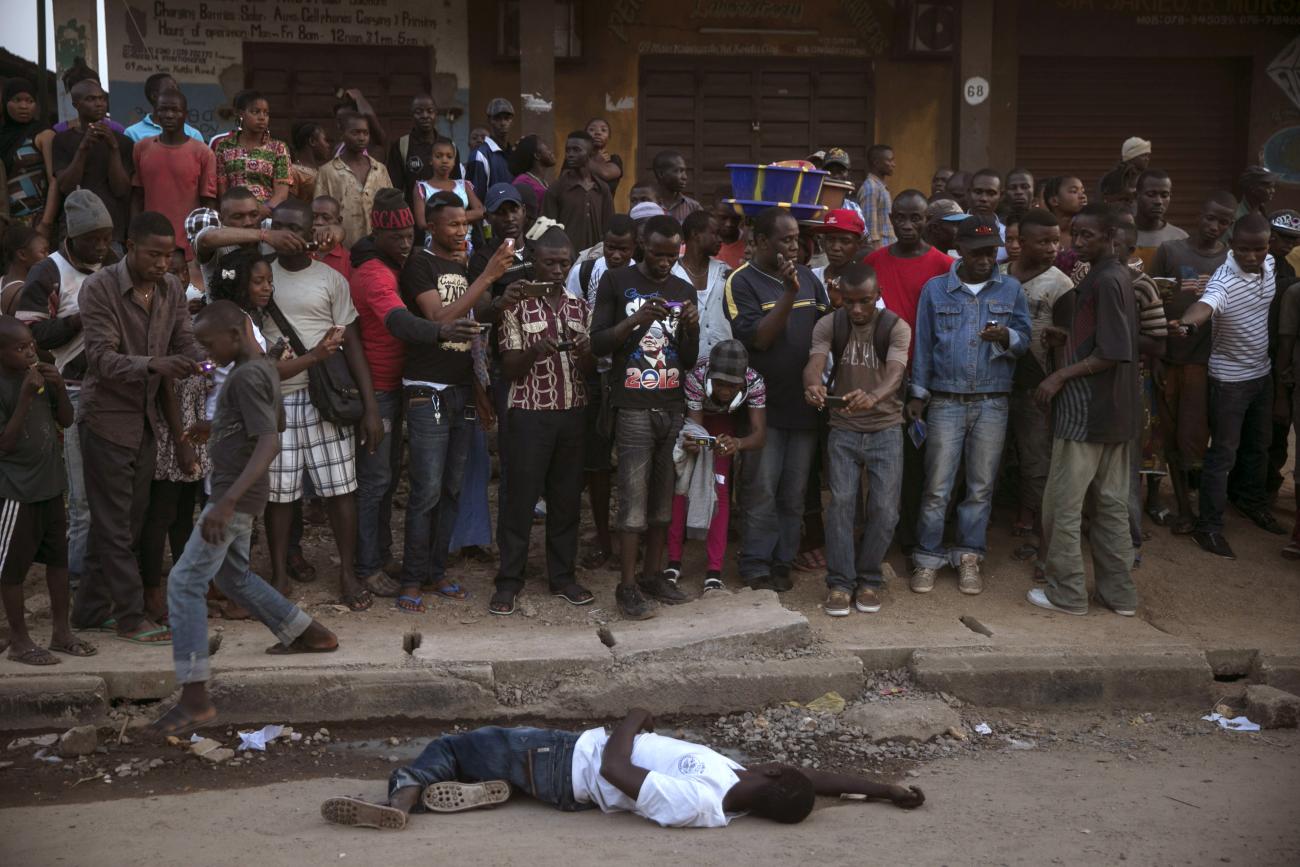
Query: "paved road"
4 726 1297 867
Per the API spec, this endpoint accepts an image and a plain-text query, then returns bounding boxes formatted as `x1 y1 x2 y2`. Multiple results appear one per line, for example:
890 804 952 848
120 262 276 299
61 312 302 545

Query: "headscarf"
0 79 45 174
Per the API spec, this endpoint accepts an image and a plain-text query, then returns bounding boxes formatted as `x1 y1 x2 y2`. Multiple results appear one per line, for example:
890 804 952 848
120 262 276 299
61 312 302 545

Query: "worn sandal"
339 590 374 612
7 646 60 666
488 588 518 616
551 583 595 606
396 594 426 614
425 580 467 600
49 637 98 657
147 703 218 738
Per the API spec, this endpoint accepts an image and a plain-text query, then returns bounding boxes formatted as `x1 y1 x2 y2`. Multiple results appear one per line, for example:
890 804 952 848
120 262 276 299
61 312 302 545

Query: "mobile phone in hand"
823 395 849 408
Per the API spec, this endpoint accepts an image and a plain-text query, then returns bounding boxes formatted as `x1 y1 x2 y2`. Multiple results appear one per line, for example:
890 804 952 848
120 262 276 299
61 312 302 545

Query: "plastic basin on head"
722 198 829 221
727 163 827 207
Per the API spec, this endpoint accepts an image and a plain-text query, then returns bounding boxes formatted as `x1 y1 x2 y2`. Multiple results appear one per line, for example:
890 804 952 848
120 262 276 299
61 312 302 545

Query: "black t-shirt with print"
398 248 475 385
591 265 700 410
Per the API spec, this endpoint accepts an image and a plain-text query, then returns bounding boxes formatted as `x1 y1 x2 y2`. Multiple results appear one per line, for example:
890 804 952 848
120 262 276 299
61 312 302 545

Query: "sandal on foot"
115 626 172 645
1013 542 1039 562
147 703 218 738
580 547 612 570
421 780 511 813
364 572 402 598
792 551 820 572
425 580 467 600
265 636 339 655
321 796 407 831
396 594 426 614
488 588 518 616
77 618 117 633
49 637 98 657
551 583 595 606
7 646 60 666
339 589 374 612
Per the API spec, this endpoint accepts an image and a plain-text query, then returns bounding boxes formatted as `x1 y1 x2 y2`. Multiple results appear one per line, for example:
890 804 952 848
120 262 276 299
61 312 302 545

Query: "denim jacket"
910 261 1031 400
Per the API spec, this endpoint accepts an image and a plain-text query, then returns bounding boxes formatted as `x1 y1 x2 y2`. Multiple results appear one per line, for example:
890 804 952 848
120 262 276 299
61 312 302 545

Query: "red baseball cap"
810 208 865 236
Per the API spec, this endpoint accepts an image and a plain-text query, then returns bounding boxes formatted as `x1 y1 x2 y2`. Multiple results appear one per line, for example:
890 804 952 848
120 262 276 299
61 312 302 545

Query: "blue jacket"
466 138 513 198
910 261 1030 400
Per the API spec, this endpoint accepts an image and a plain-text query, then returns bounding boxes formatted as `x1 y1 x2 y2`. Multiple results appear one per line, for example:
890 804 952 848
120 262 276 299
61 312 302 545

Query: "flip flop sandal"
365 572 403 598
77 618 117 633
1013 542 1039 561
115 626 172 645
339 590 374 612
146 703 218 738
320 796 407 831
580 548 612 570
421 780 511 813
425 580 468 600
551 583 595 606
1146 506 1174 527
49 637 98 657
265 637 339 655
488 588 518 616
7 646 60 666
396 594 426 614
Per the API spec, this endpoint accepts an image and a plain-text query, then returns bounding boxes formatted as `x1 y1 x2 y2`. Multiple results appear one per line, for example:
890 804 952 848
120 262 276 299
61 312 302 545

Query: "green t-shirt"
0 372 66 502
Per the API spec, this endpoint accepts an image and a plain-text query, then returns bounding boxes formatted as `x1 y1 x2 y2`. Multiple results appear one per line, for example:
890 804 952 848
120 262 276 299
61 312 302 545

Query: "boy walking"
149 301 336 735
0 317 96 664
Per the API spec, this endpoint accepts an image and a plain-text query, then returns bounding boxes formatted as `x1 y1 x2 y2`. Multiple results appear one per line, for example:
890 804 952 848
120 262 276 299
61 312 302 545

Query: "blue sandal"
396 594 426 614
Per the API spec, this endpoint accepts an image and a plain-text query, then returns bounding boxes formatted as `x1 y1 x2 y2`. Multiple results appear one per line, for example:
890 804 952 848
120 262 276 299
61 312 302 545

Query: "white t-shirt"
46 251 100 375
962 280 990 295
262 260 358 394
570 728 745 828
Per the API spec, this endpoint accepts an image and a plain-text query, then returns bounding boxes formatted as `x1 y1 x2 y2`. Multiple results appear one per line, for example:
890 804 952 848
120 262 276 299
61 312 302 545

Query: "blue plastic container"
721 198 828 221
727 163 827 207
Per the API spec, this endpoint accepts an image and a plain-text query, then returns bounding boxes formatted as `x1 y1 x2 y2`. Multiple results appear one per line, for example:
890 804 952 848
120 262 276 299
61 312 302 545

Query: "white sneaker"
910 566 936 593
957 553 984 595
1027 588 1086 616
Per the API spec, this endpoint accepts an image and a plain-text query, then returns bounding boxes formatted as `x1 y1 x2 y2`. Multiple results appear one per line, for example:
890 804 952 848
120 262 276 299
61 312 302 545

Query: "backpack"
825 306 902 395
579 258 598 306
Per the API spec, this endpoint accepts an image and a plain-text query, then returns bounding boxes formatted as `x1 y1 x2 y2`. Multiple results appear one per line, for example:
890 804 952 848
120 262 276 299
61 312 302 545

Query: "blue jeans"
914 395 1009 570
168 507 311 684
450 424 493 551
65 387 89 580
739 426 818 579
401 386 473 586
390 726 589 812
1198 374 1273 534
354 389 401 576
825 426 903 592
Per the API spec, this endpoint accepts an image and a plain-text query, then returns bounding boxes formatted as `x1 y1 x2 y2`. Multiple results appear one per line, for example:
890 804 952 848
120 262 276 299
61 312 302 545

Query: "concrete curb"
911 645 1215 708
0 675 108 730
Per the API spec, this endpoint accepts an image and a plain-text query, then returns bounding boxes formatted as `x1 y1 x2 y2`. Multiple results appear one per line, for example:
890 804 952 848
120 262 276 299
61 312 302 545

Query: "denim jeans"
1197 374 1273 534
739 426 818 579
1042 438 1135 613
354 389 402 576
64 386 89 580
614 408 684 532
390 726 589 812
168 507 311 684
401 386 473 586
914 395 1009 570
825 426 903 592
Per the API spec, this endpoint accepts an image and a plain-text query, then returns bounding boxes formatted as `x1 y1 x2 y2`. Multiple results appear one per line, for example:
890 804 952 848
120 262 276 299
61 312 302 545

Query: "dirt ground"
3 705 1297 867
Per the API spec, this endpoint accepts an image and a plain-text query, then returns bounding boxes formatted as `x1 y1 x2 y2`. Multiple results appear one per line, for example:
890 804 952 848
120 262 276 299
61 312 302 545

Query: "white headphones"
706 377 746 412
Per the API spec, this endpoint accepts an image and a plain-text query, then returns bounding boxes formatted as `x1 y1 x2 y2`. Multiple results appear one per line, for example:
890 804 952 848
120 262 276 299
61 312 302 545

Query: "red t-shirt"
316 245 352 282
865 245 953 358
132 137 217 259
716 238 747 269
349 258 406 391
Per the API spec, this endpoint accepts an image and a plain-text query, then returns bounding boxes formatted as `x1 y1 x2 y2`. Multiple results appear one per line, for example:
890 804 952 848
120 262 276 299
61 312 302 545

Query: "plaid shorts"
268 390 357 503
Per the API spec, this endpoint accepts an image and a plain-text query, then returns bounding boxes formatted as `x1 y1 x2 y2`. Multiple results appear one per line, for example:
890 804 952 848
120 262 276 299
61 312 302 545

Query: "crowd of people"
0 70 1297 725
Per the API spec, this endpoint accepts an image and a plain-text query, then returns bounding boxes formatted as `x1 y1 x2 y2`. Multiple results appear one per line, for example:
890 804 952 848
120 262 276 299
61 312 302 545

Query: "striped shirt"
1201 253 1275 383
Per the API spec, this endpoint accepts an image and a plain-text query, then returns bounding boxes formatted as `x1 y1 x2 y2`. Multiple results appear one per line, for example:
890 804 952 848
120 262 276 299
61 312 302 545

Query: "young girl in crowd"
0 224 49 314
585 117 624 197
413 136 484 246
213 89 291 210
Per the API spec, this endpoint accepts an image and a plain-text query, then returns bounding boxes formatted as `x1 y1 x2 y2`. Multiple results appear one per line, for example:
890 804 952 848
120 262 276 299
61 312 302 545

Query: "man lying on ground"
321 707 924 830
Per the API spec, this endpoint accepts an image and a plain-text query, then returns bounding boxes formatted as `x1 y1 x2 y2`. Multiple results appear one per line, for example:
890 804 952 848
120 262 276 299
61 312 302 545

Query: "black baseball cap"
955 214 1003 250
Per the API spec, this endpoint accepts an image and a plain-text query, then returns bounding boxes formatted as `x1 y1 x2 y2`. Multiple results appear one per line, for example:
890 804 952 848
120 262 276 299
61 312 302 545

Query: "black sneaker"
1193 531 1237 560
615 584 658 620
768 564 794 592
703 571 725 593
639 572 689 604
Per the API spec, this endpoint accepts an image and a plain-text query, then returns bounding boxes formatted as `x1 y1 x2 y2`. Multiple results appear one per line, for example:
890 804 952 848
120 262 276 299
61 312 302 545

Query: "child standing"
148 300 337 735
0 316 95 664
414 137 484 247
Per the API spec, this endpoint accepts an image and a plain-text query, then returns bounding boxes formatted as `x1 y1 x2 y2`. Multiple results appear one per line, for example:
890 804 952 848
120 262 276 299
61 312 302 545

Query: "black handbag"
265 301 364 425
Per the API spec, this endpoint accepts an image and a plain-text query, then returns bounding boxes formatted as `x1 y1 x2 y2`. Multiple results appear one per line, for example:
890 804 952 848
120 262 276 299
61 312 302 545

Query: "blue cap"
485 183 523 213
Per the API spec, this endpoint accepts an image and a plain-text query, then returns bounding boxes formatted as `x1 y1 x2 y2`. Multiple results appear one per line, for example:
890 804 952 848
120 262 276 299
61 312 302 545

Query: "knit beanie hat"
1121 136 1152 162
370 187 413 230
64 189 114 237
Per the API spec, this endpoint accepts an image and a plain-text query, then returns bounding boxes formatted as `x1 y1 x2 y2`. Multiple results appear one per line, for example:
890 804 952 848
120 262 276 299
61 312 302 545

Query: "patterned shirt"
213 132 290 203
6 134 49 222
855 174 895 247
683 359 765 414
499 293 590 411
315 154 393 249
